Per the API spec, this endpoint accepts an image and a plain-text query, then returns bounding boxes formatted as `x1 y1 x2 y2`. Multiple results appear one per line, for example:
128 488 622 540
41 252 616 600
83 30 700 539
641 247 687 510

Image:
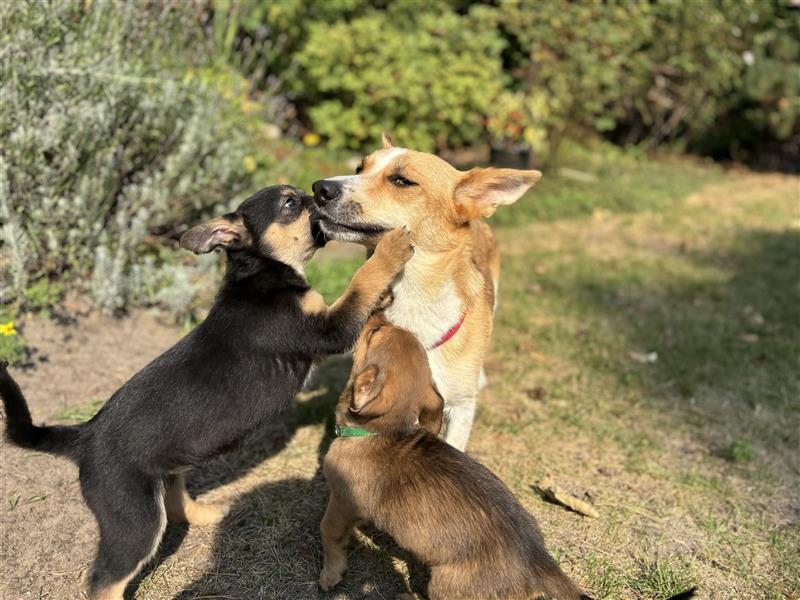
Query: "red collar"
428 311 467 350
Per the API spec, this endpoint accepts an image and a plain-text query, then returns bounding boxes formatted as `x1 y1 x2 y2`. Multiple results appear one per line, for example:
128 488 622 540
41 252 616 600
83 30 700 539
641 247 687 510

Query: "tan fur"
263 213 315 274
164 472 229 526
319 317 585 599
90 580 128 600
299 289 328 315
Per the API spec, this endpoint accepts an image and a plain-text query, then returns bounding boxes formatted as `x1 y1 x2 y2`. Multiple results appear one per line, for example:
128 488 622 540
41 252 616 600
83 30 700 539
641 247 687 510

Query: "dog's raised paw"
375 228 415 270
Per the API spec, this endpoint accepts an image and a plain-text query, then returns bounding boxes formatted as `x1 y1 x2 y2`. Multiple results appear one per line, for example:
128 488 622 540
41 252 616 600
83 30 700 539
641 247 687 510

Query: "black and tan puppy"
0 185 413 600
319 313 587 600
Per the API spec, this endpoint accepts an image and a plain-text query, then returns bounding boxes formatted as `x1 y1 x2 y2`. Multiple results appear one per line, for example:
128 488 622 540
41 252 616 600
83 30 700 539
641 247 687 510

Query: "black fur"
1 185 399 599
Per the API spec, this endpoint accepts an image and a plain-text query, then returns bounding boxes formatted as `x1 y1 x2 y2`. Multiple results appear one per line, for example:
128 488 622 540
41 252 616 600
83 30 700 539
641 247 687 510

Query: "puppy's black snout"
312 179 341 206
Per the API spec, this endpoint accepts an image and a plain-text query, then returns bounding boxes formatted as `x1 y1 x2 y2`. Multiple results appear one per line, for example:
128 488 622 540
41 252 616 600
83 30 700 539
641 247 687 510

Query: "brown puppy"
312 134 542 450
319 314 586 600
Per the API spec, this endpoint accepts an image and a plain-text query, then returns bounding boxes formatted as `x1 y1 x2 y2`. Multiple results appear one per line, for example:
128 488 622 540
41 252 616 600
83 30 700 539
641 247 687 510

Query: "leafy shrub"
495 0 799 162
272 0 797 162
0 1 274 313
495 1 652 160
295 4 506 151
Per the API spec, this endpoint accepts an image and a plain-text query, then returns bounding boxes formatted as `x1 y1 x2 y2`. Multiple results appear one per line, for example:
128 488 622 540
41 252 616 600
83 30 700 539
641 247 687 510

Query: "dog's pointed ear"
453 168 542 221
381 131 394 149
349 365 385 415
180 215 251 254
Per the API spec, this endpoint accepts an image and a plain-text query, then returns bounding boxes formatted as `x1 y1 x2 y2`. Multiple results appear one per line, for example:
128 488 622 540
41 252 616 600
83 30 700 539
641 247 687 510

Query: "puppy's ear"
180 215 251 254
381 131 394 149
349 365 386 415
419 383 445 435
453 167 542 221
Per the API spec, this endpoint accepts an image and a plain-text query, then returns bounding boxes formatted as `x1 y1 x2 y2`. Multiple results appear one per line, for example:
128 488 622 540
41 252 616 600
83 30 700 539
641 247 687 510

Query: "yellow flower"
243 155 257 173
303 132 321 147
0 321 16 336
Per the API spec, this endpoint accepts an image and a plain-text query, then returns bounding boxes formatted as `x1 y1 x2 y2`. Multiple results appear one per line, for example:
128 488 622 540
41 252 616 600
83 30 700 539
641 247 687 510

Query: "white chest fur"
384 251 463 347
384 249 480 403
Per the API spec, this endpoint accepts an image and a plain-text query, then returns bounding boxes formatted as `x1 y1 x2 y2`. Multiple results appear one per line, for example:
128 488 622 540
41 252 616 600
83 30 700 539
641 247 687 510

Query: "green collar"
335 424 378 438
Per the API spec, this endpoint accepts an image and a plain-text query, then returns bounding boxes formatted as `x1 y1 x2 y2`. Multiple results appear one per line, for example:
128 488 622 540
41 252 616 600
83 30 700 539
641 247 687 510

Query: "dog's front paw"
319 567 343 591
373 227 414 276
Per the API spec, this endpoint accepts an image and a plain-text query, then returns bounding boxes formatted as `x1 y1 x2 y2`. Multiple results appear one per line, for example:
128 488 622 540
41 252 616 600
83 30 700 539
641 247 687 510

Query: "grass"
54 398 105 422
628 556 695 599
490 141 724 226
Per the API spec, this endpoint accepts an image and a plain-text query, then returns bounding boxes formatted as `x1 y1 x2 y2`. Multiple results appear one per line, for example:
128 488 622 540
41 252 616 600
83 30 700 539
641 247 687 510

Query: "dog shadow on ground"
132 354 428 599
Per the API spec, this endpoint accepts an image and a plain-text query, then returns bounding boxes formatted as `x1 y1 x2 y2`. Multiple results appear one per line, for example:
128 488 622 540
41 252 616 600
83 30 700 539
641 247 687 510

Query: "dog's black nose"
312 179 341 206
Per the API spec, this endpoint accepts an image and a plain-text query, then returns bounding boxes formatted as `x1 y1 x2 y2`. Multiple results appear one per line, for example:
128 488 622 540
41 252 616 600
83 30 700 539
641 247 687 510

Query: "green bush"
295 4 506 151
494 1 652 161
268 0 797 162
495 0 799 161
0 1 272 314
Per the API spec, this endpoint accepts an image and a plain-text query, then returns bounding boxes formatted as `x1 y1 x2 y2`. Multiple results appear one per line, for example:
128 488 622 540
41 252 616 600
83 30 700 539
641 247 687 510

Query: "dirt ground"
0 311 184 598
1 172 798 600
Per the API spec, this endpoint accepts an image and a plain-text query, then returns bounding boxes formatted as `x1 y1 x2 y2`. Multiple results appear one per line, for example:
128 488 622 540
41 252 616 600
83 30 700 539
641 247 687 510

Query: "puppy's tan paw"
183 500 230 526
319 567 343 591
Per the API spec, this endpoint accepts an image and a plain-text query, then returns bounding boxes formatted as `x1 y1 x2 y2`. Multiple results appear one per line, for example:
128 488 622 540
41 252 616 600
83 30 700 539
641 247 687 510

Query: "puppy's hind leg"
164 472 229 526
442 397 477 451
82 473 167 600
319 492 359 591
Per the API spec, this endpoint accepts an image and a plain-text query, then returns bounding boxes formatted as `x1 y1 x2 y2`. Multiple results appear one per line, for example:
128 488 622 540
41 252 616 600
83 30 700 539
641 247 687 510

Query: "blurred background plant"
1 0 797 321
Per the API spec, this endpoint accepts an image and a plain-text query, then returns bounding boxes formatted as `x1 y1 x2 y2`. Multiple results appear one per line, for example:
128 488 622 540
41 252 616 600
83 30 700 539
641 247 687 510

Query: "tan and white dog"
312 134 541 450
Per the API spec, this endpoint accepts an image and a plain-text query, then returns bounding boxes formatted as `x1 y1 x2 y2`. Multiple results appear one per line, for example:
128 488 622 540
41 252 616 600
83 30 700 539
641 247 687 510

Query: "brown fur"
319 316 586 600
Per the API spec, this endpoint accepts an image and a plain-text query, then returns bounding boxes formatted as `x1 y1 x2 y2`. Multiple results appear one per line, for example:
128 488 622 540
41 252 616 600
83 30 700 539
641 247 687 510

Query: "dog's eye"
355 160 364 175
284 197 297 209
389 175 416 188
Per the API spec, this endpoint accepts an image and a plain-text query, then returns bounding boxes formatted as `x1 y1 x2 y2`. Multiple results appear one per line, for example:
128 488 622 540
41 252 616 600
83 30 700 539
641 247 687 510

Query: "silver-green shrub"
0 1 266 313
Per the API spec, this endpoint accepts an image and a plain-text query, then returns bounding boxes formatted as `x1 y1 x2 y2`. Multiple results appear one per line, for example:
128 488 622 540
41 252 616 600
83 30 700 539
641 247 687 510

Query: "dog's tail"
1 361 81 459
